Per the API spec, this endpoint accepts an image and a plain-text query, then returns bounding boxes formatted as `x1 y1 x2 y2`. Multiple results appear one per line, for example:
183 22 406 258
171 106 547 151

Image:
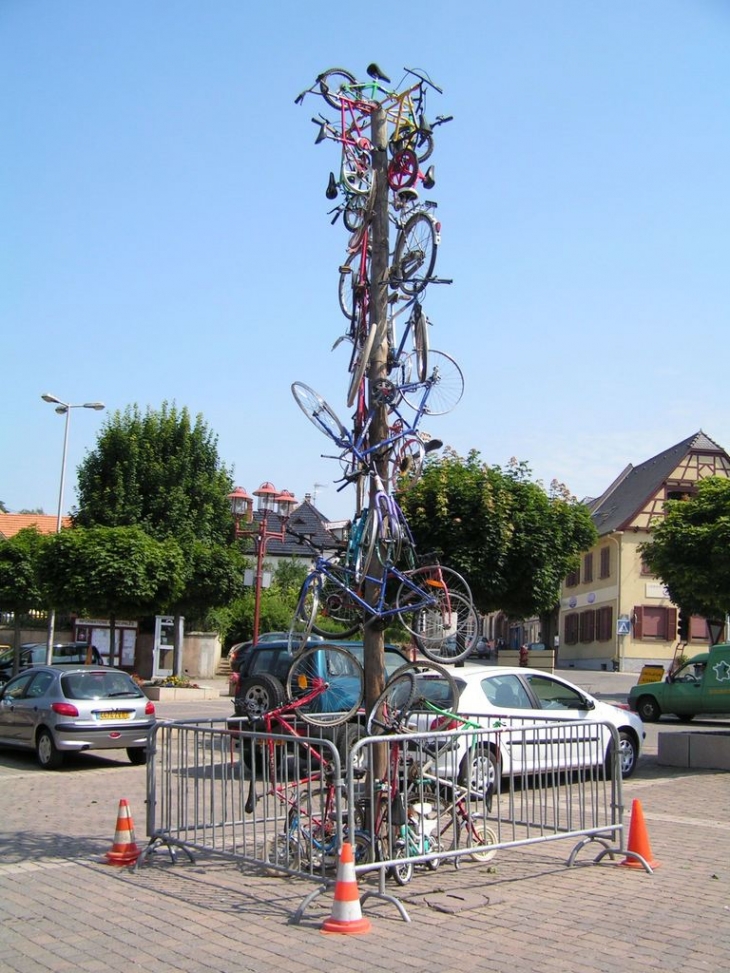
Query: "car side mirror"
582 696 595 711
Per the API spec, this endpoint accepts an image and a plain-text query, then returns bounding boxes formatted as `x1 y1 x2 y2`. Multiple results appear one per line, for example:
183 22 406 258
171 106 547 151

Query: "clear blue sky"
3 1 729 524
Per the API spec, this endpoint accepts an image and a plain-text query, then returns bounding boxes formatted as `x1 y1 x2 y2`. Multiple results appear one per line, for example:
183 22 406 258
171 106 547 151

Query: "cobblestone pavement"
1 676 729 973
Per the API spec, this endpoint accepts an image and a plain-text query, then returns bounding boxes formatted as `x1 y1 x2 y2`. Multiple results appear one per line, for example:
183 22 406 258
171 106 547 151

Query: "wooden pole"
363 106 390 759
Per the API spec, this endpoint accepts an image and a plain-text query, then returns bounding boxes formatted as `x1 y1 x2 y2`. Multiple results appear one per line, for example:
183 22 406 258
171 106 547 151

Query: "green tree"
40 525 185 666
640 476 730 622
75 402 233 546
0 527 48 673
74 403 238 670
400 451 597 629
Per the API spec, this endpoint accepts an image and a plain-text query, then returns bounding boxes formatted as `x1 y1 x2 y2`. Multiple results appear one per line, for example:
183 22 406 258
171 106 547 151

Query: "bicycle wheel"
286 644 364 726
463 817 498 863
342 141 373 196
338 251 360 320
291 382 349 444
310 566 363 639
410 590 479 664
411 128 434 164
384 662 460 718
389 436 425 493
344 174 377 235
366 670 417 734
400 349 464 416
393 212 437 294
411 304 429 383
399 564 473 610
387 149 418 191
318 68 357 108
346 321 376 408
287 576 318 656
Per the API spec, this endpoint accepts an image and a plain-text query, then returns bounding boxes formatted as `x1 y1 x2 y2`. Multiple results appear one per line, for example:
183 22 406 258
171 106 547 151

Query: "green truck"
628 643 730 722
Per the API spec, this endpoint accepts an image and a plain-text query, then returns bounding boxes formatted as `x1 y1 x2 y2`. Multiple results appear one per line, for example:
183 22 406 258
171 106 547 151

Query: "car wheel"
459 748 499 801
127 747 148 765
36 728 64 770
237 674 286 721
636 695 661 722
615 730 638 779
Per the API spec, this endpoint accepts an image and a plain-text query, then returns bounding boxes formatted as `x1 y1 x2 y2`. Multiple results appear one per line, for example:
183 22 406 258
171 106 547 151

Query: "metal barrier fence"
139 711 626 908
346 714 625 889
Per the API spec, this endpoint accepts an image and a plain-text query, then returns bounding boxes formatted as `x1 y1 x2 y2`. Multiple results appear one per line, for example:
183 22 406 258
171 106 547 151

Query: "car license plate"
98 711 133 721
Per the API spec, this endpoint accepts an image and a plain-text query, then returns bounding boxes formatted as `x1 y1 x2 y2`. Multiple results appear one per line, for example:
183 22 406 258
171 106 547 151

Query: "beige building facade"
557 432 730 672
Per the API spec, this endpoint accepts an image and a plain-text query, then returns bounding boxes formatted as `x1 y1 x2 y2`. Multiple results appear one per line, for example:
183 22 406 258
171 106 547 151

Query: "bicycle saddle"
367 62 390 83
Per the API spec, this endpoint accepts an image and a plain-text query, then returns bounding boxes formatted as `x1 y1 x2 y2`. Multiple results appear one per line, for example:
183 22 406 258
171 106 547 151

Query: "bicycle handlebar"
403 67 443 95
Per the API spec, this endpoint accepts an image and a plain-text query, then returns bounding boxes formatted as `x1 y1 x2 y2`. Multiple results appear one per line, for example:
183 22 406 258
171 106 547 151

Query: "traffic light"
677 608 690 642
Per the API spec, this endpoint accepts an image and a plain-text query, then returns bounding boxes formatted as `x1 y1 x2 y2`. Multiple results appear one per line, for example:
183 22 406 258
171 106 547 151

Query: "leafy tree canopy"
75 402 234 547
40 525 185 620
0 527 48 614
640 476 730 620
399 450 597 618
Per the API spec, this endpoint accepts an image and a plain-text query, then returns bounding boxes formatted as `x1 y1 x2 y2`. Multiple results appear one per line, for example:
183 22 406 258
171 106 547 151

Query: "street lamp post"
228 484 294 646
42 393 105 665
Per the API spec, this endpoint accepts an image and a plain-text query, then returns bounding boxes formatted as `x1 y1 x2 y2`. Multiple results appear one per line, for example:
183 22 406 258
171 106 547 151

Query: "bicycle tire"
412 304 429 383
346 322 376 408
384 661 460 718
344 173 377 232
366 669 417 735
341 141 373 196
286 644 364 726
400 349 464 416
393 212 437 294
411 128 434 164
399 564 473 610
318 68 357 109
464 818 498 863
291 382 349 445
309 567 363 639
287 575 318 656
389 436 425 494
387 149 418 191
410 590 479 664
338 250 370 321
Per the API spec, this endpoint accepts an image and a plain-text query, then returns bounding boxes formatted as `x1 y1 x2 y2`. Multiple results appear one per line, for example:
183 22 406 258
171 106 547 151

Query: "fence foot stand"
359 868 411 923
290 883 330 925
566 835 616 868
135 832 196 870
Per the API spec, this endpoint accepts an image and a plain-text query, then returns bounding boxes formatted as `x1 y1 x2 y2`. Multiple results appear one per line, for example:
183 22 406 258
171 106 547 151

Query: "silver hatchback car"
0 666 156 769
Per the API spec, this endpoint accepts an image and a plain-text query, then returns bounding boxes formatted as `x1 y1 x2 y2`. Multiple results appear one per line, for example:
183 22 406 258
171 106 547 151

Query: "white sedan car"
416 665 644 790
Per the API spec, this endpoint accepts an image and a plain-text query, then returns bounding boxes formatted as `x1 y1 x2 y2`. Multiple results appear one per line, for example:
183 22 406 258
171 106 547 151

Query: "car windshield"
0 647 14 665
61 671 143 700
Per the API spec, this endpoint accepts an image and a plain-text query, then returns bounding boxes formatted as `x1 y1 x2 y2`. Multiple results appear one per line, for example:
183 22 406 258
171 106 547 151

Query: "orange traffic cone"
321 842 372 935
621 798 660 869
105 798 141 866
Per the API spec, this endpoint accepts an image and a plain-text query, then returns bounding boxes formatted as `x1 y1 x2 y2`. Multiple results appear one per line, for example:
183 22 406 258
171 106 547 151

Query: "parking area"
1 671 729 973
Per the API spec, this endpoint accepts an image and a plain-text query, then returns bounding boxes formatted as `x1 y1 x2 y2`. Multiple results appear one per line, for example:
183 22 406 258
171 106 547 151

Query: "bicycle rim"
291 382 349 443
389 437 425 494
412 304 429 383
346 322 376 408
287 577 318 656
411 590 479 664
401 349 464 416
385 661 460 717
286 644 364 726
366 669 417 734
310 567 363 639
394 212 437 294
318 68 357 109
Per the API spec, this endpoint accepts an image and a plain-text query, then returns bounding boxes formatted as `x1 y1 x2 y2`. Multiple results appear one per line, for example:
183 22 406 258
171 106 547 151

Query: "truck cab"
628 643 730 722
